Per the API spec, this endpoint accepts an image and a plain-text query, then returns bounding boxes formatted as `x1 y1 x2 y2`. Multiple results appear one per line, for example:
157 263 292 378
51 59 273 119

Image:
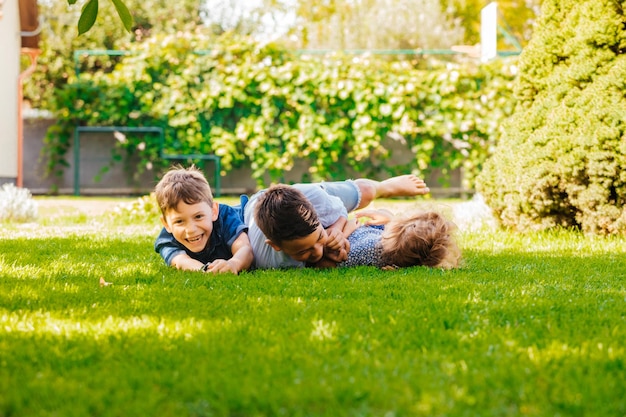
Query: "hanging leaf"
111 0 134 32
78 0 99 35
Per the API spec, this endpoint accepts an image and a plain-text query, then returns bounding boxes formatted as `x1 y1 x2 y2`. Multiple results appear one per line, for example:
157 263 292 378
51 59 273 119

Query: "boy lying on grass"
155 165 430 272
154 166 254 274
255 185 460 269
245 175 430 269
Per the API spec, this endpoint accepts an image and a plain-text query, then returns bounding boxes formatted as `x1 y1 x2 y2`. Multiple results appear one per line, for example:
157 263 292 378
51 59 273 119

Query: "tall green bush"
476 0 626 235
45 32 517 188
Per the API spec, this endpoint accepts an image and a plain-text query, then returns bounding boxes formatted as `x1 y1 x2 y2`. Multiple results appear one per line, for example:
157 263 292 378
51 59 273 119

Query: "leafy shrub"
22 0 203 110
0 184 38 223
45 32 517 188
476 0 626 235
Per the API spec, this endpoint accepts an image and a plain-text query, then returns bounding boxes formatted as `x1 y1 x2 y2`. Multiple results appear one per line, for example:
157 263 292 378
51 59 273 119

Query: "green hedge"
476 0 626 235
45 32 517 188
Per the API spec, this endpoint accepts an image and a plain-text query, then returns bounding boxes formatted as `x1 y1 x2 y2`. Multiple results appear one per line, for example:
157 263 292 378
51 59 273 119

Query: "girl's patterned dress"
339 225 386 267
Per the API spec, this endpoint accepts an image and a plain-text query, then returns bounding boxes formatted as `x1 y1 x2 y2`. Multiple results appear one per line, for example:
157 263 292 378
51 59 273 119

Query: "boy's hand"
204 259 240 274
324 227 346 251
323 228 350 262
202 233 254 275
324 229 350 252
355 209 394 225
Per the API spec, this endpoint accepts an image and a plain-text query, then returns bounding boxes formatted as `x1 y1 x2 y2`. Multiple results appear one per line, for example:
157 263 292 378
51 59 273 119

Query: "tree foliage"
288 0 465 50
66 0 540 49
24 0 202 109
66 0 134 35
476 0 626 235
75 0 133 35
448 0 542 47
199 0 540 50
199 0 465 50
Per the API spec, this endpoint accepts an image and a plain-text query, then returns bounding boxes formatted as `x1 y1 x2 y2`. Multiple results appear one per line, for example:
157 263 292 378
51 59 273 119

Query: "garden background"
23 0 527 198
3 0 626 415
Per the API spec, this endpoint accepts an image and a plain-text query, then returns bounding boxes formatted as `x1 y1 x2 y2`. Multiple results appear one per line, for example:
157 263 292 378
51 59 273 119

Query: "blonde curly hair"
380 211 461 269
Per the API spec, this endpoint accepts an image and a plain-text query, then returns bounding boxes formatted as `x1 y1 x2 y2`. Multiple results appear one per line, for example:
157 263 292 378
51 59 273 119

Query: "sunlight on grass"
522 340 625 364
1 223 160 240
310 319 338 341
462 228 626 256
1 197 625 416
0 310 229 341
0 260 41 279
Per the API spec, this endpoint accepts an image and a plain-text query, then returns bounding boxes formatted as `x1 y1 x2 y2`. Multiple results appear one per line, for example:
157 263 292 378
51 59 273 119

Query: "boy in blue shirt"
154 166 253 274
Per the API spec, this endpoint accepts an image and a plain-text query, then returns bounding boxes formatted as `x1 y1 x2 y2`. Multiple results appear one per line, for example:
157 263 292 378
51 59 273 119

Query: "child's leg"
353 175 429 209
318 174 429 212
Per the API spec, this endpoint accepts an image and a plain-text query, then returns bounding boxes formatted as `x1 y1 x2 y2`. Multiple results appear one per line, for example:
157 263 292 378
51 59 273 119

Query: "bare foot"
354 175 429 209
375 175 430 197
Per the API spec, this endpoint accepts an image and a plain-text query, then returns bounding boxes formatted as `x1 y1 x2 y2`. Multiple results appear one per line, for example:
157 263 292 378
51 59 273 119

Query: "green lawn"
1 197 625 416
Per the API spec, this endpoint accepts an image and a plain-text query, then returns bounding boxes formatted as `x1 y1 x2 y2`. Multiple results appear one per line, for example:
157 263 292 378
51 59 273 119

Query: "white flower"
0 183 38 222
113 131 127 144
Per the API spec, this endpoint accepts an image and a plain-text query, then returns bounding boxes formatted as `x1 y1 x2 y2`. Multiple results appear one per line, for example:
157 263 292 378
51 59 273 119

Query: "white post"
481 2 498 62
0 0 20 184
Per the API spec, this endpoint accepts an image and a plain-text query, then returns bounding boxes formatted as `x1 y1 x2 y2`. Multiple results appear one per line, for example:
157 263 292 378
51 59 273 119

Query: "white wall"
0 0 20 183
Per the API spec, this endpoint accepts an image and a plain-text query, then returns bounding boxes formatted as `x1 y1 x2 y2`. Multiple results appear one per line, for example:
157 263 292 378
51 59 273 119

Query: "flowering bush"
0 184 38 223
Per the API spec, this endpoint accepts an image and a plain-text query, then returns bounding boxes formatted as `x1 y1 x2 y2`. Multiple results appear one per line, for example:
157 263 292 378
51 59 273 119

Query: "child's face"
161 200 219 253
274 225 328 264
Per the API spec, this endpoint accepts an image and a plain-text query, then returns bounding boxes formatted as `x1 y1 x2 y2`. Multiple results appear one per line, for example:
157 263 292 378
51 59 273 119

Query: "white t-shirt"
244 184 348 269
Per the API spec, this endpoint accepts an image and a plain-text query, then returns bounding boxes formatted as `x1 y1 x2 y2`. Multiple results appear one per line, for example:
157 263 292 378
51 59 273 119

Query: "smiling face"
269 225 328 264
161 200 219 253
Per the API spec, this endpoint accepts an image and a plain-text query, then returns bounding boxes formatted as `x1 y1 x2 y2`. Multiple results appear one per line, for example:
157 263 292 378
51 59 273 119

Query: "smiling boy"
154 166 253 274
251 184 348 267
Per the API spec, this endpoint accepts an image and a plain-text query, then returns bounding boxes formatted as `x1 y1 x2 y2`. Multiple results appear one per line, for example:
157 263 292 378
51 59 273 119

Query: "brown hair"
254 184 320 245
380 211 461 269
154 165 213 215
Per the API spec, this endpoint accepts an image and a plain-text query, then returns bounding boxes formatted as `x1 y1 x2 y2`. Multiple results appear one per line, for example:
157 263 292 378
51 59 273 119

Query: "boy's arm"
170 253 206 271
326 215 347 240
314 210 393 268
322 216 350 263
205 233 254 274
155 227 204 271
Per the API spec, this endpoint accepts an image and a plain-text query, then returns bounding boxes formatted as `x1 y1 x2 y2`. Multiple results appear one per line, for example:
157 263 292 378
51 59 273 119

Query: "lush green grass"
1 198 625 416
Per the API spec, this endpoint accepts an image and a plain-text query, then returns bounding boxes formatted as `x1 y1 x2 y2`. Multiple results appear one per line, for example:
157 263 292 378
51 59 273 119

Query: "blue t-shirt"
154 201 248 266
